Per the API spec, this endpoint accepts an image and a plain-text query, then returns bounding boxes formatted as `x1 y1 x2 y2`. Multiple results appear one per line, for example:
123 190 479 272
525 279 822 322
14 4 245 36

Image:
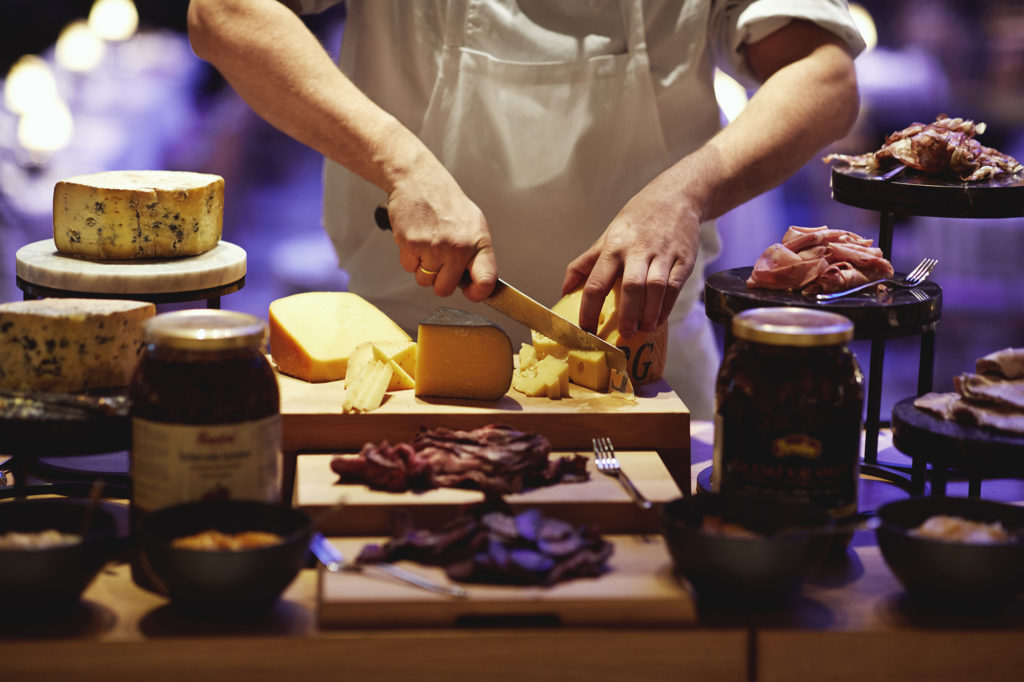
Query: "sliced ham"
954 373 1024 411
746 244 829 290
975 347 1024 380
802 262 871 294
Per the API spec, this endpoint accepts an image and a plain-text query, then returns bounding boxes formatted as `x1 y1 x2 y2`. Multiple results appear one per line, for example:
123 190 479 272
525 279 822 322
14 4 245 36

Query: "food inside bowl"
0 529 82 549
699 515 761 539
910 515 1013 545
170 530 284 551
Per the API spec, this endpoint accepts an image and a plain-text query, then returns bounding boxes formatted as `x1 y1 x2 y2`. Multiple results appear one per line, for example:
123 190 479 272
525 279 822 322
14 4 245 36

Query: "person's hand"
563 173 702 337
385 165 498 302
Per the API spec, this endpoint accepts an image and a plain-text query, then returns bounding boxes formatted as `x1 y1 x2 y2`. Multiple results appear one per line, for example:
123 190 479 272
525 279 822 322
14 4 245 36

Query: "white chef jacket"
294 0 865 418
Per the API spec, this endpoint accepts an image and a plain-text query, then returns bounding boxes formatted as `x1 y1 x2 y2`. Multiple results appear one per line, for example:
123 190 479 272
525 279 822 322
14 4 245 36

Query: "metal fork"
815 257 937 301
592 437 653 510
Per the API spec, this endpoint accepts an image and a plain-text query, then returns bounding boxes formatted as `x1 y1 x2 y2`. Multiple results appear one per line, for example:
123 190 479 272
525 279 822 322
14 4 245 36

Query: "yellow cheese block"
567 349 610 392
53 170 224 259
342 359 393 413
414 307 513 401
346 341 415 391
0 298 155 392
532 279 668 386
269 292 412 383
512 344 569 399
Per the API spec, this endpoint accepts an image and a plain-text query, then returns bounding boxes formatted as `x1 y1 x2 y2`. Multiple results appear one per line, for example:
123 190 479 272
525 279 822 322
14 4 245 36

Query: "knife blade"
374 205 634 397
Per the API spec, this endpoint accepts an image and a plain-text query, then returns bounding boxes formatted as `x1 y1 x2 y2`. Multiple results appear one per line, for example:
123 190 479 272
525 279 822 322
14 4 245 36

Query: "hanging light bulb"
714 68 748 123
3 55 59 115
89 0 140 42
17 99 75 155
56 20 107 73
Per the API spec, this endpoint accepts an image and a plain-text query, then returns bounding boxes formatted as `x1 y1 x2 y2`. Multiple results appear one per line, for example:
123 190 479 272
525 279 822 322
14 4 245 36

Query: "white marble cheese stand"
15 239 247 306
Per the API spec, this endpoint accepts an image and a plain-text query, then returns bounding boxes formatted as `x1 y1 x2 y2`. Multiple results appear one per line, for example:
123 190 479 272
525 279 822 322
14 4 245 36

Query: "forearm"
186 0 433 193
668 41 859 223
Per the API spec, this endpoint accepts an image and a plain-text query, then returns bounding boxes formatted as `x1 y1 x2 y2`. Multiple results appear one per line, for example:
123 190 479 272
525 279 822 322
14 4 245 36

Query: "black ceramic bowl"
0 498 118 608
659 492 836 608
136 500 313 614
875 496 1024 605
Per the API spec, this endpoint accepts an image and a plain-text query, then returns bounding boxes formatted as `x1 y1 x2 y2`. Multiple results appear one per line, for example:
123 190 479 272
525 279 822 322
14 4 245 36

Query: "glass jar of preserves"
130 309 281 515
713 307 864 534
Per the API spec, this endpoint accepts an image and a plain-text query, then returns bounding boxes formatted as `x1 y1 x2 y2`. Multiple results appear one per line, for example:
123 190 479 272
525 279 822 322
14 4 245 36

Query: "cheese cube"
269 292 412 382
53 170 224 259
567 349 610 392
414 307 513 401
512 345 569 399
0 298 155 392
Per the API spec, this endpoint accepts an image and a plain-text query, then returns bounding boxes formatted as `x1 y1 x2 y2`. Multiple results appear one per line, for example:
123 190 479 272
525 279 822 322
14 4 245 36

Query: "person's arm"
564 20 859 337
186 0 497 300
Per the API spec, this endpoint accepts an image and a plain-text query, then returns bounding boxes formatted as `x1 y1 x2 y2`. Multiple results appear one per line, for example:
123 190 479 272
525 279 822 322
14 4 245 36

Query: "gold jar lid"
143 309 266 351
732 307 853 347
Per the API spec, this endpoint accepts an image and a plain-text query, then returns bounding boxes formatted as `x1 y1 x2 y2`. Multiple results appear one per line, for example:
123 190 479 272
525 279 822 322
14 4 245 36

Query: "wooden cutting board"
317 535 695 628
295 451 682 535
278 371 691 487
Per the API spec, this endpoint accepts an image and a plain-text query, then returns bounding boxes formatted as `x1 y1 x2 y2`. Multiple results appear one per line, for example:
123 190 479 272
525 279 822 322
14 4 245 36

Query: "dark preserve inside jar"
714 307 864 538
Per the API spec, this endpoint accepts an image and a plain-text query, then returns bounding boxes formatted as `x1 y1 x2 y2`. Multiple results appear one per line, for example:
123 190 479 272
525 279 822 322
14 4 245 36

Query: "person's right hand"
385 163 498 302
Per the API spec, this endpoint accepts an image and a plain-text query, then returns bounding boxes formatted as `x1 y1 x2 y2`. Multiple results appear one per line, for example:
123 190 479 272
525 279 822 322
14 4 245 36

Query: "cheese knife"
373 205 634 397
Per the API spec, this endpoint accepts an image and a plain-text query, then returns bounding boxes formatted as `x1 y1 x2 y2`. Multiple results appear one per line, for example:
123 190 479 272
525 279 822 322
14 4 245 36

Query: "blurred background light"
3 55 59 114
55 20 106 73
16 98 74 154
714 68 748 123
849 3 878 53
88 0 140 42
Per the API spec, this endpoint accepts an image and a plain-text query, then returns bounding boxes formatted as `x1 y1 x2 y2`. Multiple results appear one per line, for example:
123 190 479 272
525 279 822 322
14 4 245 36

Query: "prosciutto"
747 226 894 294
913 347 1024 434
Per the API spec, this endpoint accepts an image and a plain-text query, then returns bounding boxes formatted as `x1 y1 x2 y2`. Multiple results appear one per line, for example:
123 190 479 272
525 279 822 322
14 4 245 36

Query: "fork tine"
909 258 937 284
905 258 929 282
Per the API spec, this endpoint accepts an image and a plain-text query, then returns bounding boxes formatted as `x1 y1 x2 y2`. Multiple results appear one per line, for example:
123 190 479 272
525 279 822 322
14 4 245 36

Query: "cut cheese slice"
567 349 610 392
346 341 415 391
269 292 412 383
53 170 224 259
532 279 668 386
513 344 569 399
0 298 155 392
342 359 393 413
414 307 513 401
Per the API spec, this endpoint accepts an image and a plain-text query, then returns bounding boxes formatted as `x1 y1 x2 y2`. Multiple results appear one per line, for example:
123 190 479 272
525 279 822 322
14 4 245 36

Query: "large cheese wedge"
415 307 513 401
532 279 668 386
269 292 412 382
53 170 224 259
0 298 155 392
345 341 415 391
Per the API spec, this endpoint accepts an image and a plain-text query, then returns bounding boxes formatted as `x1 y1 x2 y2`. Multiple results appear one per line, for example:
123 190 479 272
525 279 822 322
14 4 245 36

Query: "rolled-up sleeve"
712 0 867 84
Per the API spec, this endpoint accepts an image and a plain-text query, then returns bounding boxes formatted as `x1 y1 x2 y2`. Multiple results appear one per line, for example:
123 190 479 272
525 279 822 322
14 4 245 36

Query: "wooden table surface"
2 423 1022 681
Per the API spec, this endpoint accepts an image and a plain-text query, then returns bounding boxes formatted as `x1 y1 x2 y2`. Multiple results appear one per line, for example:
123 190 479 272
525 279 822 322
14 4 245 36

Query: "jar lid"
143 309 266 351
732 307 853 347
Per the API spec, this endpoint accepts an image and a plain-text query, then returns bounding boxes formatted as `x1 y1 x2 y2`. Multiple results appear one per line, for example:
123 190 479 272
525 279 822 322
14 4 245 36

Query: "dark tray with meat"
891 396 1024 481
704 266 942 340
830 166 1024 218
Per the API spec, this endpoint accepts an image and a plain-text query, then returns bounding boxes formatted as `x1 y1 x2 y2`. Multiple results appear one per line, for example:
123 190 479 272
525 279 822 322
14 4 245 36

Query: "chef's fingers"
655 260 690 328
562 244 601 297
617 262 650 338
461 241 499 302
637 261 671 333
578 254 621 334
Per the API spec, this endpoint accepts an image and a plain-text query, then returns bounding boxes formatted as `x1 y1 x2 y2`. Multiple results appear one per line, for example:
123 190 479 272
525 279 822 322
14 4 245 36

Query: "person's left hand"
562 174 702 337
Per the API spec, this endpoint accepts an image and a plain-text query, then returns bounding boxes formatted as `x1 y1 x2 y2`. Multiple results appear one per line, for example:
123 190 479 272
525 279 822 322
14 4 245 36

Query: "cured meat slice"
976 347 1024 380
954 374 1024 411
746 244 829 290
801 262 871 294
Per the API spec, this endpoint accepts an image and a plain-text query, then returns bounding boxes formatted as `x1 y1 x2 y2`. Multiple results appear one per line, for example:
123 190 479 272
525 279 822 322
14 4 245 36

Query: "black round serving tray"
830 166 1024 218
891 396 1024 480
0 391 130 457
704 267 942 340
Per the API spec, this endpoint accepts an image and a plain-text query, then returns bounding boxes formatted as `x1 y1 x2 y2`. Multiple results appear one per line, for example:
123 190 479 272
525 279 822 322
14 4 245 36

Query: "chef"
187 0 864 418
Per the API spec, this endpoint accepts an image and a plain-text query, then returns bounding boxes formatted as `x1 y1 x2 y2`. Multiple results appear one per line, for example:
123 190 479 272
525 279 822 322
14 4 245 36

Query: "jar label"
131 415 282 512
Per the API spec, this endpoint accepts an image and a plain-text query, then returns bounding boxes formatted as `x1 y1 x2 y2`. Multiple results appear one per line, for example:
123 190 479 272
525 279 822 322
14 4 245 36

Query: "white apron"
326 0 721 417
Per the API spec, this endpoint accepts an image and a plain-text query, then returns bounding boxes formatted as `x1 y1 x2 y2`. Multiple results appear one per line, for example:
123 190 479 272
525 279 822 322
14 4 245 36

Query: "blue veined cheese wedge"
0 298 155 392
415 307 513 401
53 170 224 259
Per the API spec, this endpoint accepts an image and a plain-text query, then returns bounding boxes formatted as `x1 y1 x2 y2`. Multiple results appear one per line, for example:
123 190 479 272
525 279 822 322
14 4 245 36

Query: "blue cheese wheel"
0 298 155 392
53 170 224 259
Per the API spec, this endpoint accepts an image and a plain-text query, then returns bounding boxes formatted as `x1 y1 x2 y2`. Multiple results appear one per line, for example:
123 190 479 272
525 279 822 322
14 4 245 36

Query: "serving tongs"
310 532 468 599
